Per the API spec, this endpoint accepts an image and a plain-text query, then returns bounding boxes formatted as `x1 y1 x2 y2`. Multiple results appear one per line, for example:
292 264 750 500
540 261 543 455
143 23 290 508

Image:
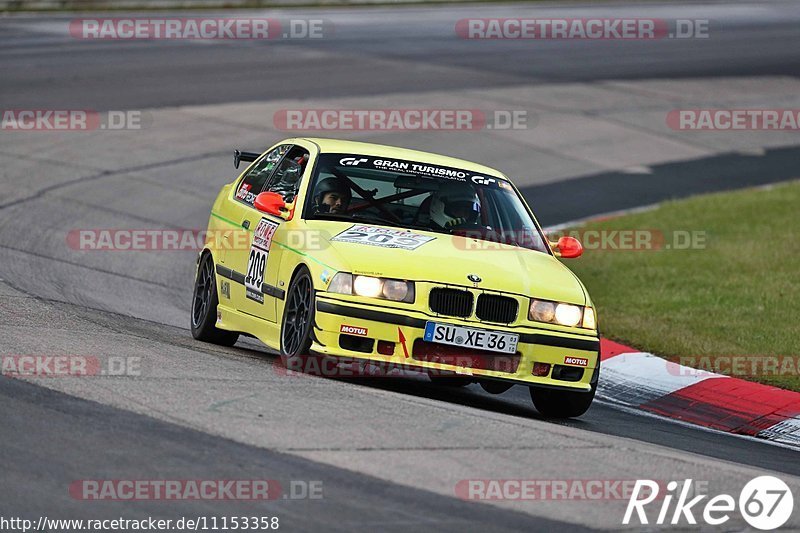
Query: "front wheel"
191 253 239 346
280 267 315 367
530 385 595 418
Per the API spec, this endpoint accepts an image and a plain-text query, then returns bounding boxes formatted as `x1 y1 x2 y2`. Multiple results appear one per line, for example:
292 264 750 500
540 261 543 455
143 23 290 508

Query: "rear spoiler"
233 150 261 169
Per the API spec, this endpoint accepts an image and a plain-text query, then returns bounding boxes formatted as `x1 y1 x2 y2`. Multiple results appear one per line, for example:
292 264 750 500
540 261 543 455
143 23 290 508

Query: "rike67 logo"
624 476 794 530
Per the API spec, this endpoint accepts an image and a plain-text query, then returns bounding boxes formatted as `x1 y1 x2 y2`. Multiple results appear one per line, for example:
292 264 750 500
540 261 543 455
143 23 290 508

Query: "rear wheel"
280 267 315 367
529 385 595 418
191 253 239 346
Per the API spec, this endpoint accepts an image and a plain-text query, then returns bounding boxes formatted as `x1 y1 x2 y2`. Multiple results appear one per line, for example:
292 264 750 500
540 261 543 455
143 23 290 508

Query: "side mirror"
254 192 292 219
550 236 583 259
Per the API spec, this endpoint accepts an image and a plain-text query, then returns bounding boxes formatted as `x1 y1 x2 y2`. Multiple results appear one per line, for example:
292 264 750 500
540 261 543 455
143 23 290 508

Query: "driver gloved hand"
444 217 467 228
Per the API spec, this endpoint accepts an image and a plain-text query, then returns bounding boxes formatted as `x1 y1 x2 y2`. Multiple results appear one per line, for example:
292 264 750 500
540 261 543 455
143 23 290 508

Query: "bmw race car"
191 138 600 418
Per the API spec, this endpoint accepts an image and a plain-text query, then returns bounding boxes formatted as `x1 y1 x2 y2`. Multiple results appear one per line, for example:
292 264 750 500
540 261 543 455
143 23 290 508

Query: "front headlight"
529 299 556 323
554 303 582 327
529 298 595 329
328 272 414 303
382 279 410 301
353 275 383 298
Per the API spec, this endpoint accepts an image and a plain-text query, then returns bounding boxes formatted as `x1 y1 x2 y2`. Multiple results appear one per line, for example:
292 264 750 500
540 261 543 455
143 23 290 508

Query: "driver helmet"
430 181 481 228
314 177 352 209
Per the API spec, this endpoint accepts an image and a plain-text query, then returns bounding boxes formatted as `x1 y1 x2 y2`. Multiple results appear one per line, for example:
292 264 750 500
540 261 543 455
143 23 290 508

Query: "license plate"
423 322 519 354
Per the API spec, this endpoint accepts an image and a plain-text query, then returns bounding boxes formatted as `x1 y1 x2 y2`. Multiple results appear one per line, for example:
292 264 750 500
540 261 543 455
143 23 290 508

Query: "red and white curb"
598 339 800 447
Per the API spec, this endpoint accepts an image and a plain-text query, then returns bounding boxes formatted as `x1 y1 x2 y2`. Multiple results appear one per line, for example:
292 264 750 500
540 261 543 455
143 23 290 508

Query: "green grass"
565 180 800 391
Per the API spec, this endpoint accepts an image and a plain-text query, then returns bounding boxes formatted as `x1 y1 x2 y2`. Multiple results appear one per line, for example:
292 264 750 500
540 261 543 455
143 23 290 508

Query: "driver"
313 177 352 215
429 181 481 229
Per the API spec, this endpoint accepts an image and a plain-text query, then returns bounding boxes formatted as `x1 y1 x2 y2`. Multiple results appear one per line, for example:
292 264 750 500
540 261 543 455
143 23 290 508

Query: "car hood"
303 220 587 305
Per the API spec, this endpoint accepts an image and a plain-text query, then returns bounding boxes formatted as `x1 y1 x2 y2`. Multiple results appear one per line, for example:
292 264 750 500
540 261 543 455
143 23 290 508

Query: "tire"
190 252 239 346
529 384 595 418
280 267 315 367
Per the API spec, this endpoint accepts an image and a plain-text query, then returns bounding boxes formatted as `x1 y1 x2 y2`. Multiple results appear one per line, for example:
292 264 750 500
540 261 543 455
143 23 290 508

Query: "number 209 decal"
245 248 267 289
245 218 280 303
331 224 435 250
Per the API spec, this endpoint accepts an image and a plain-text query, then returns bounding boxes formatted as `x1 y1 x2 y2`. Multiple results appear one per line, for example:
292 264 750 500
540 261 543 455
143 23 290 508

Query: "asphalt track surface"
4 2 800 110
2 1 800 530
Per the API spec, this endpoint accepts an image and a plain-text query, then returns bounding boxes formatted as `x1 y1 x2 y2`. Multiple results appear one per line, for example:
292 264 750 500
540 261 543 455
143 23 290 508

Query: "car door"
229 144 312 323
224 143 290 322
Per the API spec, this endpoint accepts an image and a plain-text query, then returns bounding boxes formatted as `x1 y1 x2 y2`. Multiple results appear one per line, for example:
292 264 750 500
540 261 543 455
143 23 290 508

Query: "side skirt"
216 304 281 352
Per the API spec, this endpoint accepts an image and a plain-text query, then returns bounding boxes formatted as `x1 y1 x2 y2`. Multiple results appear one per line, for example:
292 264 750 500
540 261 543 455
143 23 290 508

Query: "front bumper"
312 294 600 392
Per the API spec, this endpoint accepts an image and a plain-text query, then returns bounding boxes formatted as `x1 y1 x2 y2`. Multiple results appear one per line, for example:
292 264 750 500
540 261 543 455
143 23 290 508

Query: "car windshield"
304 153 549 253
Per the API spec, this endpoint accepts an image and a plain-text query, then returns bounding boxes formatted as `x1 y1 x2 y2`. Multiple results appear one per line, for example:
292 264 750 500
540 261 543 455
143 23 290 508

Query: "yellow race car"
191 138 600 418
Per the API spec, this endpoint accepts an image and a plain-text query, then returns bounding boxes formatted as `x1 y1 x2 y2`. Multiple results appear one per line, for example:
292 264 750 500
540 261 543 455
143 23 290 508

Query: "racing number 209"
331 227 435 250
245 248 267 289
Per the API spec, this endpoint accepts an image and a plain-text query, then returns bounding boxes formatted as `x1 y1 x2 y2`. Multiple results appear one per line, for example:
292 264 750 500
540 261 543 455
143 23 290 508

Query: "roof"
294 137 509 180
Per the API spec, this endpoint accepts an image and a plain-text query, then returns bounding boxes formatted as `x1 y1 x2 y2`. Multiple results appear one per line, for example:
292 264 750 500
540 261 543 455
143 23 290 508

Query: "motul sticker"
564 356 588 367
340 324 368 336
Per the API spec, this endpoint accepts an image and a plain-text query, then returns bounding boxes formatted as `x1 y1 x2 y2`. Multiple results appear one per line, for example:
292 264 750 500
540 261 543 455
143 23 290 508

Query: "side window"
234 145 290 206
264 146 310 203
